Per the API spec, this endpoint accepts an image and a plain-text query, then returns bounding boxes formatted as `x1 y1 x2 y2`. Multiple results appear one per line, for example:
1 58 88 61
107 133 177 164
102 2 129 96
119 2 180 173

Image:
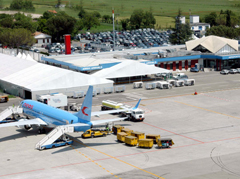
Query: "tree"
169 9 193 44
78 0 86 19
206 25 238 39
41 11 55 20
13 12 38 33
10 0 23 10
120 18 130 30
0 28 35 52
46 11 76 42
205 12 218 26
0 16 14 28
82 12 100 30
37 18 48 34
130 9 145 29
102 15 111 23
142 11 156 28
92 11 101 19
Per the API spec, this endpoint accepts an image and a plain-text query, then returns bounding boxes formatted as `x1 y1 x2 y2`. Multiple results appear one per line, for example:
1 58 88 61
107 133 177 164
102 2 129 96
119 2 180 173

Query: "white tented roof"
0 53 113 91
186 35 238 53
92 60 170 79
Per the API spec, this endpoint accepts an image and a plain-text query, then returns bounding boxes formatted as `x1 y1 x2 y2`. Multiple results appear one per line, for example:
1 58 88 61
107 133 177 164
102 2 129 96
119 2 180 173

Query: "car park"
220 69 229 75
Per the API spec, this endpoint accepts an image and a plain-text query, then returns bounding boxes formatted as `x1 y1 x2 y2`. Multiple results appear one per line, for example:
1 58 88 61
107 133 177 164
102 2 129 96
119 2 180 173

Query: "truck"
81 129 109 138
0 95 8 103
101 100 145 122
36 93 67 108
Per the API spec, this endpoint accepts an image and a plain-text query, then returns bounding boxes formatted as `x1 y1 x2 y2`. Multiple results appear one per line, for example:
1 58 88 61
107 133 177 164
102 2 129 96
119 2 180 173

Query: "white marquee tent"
92 60 170 79
0 53 113 99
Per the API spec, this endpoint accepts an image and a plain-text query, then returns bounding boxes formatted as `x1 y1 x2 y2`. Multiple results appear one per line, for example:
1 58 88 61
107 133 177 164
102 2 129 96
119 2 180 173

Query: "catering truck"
101 100 145 122
36 93 67 108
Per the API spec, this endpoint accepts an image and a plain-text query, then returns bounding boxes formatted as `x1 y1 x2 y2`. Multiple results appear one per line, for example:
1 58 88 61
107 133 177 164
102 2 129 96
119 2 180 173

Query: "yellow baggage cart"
146 134 160 144
157 138 174 148
112 125 124 135
125 136 138 146
117 132 128 142
121 128 133 135
131 131 145 140
138 139 153 149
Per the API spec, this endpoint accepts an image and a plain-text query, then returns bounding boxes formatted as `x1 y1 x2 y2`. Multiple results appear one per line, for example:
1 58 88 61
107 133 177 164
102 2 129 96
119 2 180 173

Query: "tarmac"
1 71 240 179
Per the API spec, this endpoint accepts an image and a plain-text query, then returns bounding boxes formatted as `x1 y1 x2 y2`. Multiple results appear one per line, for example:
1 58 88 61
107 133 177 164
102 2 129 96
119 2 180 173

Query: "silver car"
220 69 229 75
229 69 238 74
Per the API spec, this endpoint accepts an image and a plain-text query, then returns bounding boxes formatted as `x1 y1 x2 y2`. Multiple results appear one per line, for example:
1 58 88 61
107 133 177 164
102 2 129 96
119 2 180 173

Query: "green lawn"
2 0 240 31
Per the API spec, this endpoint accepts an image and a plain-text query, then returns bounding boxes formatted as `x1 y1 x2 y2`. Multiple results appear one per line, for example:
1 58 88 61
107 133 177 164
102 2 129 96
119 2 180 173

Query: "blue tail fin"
76 86 93 122
132 99 141 110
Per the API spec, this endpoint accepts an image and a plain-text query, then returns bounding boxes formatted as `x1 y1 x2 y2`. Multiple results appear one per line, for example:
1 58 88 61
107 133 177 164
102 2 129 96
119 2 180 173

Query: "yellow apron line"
73 139 165 179
175 101 240 120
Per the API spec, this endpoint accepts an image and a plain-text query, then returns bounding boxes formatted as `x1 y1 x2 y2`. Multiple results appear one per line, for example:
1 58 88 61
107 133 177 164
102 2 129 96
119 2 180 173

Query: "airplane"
0 86 141 135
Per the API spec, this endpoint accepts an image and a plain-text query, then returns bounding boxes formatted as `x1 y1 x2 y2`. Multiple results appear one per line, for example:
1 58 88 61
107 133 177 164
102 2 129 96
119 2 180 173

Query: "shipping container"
125 136 138 146
117 132 128 142
138 139 153 148
146 134 160 144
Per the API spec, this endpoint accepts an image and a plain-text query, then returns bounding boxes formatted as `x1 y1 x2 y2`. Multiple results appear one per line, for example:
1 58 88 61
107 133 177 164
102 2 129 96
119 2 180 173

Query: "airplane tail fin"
132 99 141 110
76 86 93 122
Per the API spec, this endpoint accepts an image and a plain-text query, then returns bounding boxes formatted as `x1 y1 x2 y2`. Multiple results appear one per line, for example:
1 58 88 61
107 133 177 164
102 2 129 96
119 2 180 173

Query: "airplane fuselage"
21 100 91 131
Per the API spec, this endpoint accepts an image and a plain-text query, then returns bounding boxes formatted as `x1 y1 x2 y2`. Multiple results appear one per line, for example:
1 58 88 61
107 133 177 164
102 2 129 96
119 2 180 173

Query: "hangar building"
0 53 113 100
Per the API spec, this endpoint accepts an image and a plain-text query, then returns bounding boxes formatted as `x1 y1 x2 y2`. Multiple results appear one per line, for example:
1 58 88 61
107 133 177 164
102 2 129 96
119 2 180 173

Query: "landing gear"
38 128 46 134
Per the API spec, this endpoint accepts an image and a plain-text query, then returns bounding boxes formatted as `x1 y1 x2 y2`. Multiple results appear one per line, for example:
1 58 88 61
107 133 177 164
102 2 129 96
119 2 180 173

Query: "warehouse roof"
0 53 113 91
92 60 170 79
186 35 238 53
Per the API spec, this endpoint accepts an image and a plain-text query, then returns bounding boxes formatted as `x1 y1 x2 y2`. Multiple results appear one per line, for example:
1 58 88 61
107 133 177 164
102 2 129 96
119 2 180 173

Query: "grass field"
2 0 240 29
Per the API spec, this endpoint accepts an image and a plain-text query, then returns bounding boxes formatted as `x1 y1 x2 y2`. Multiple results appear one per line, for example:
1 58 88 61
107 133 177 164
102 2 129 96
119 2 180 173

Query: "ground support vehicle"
156 81 172 89
117 132 128 142
36 93 67 108
174 80 184 87
131 131 145 140
115 85 125 93
133 82 143 88
0 95 8 103
73 91 85 98
173 73 188 81
125 136 138 146
190 67 199 72
184 79 195 86
81 129 108 138
69 103 81 111
121 128 133 135
101 100 145 122
138 139 153 149
103 87 113 94
145 83 156 90
157 138 174 148
112 125 124 135
146 134 160 144
41 139 73 150
167 80 175 86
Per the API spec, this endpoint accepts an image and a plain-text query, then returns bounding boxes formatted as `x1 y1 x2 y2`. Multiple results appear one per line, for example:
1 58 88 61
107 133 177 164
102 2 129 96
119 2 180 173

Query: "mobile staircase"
35 125 74 150
0 106 23 121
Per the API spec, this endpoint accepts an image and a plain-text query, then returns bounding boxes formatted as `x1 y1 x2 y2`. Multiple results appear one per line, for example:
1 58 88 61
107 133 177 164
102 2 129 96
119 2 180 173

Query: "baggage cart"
131 131 145 140
133 82 143 88
94 88 101 95
103 87 114 94
112 125 124 135
184 79 195 86
73 91 84 98
121 128 133 135
125 136 138 146
174 80 184 87
157 138 174 148
145 83 156 90
156 81 171 89
117 132 128 142
138 139 153 149
115 85 125 93
146 134 160 144
167 79 176 86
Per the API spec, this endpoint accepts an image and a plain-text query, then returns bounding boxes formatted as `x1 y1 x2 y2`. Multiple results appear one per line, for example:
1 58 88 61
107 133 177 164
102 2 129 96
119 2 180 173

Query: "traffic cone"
194 90 198 95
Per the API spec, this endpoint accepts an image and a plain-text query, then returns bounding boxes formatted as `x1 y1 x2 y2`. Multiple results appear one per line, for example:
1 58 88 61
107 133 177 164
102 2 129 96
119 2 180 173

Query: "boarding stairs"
35 125 74 150
0 106 23 121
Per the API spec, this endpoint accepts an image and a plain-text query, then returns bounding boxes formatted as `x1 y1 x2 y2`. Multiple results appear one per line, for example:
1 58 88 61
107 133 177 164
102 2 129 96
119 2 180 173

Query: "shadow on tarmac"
0 129 38 142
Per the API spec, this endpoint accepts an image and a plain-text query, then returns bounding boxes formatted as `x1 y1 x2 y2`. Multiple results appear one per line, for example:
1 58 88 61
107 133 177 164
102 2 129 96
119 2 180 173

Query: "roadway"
1 71 240 179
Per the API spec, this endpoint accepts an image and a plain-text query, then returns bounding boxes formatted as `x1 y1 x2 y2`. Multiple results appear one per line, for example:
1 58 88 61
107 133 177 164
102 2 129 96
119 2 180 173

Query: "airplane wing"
91 117 126 126
0 118 47 128
91 109 127 117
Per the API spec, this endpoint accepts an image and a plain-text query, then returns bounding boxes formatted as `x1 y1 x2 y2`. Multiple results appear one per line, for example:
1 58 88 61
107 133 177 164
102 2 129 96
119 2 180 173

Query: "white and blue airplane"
0 86 139 134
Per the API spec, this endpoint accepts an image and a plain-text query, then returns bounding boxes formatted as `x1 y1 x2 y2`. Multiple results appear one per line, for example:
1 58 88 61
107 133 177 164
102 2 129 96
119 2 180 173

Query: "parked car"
229 69 238 74
190 67 199 72
33 49 40 53
220 69 229 75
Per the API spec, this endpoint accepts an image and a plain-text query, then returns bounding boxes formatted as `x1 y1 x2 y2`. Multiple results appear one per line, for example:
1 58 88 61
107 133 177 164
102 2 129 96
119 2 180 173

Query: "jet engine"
18 119 32 131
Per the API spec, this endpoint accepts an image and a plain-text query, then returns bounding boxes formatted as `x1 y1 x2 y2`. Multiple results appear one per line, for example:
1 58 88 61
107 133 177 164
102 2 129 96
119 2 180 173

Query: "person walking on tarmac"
106 124 110 134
